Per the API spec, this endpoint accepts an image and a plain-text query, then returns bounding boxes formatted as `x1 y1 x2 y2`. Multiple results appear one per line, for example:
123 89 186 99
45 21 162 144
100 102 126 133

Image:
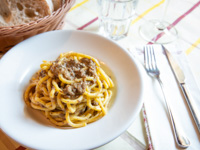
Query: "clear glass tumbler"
98 0 138 40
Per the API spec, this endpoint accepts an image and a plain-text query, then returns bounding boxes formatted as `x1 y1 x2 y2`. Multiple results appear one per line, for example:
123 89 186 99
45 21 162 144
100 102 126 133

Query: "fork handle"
157 77 190 148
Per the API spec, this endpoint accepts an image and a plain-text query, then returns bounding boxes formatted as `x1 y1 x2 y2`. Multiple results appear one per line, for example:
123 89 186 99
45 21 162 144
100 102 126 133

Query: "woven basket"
0 0 75 53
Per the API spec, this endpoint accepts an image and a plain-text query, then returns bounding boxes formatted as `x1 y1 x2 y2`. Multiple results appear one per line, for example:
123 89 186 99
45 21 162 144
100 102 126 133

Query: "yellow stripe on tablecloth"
185 38 200 55
69 0 90 12
131 0 165 25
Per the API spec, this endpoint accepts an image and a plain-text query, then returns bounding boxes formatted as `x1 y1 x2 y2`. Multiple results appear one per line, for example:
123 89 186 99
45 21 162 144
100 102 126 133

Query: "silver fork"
144 45 190 148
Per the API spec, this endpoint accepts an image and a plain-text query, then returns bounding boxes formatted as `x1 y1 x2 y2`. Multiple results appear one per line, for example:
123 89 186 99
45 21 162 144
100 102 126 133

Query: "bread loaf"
52 0 62 11
0 0 12 23
0 0 58 26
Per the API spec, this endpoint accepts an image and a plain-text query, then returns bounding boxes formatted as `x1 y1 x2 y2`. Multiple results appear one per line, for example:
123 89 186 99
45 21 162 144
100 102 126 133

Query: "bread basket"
0 0 75 53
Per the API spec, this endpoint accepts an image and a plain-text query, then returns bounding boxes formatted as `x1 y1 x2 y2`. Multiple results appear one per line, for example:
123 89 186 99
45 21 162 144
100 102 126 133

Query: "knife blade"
162 45 200 134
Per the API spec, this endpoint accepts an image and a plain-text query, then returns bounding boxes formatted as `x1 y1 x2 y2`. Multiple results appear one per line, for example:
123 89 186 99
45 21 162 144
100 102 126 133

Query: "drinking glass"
98 0 139 40
139 0 178 44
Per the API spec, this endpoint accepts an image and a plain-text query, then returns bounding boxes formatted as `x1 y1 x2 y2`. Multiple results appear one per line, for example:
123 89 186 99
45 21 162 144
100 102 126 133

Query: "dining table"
0 0 200 149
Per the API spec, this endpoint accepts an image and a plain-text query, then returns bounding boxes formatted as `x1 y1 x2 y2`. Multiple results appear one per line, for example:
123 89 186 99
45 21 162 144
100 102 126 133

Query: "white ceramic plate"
0 30 145 149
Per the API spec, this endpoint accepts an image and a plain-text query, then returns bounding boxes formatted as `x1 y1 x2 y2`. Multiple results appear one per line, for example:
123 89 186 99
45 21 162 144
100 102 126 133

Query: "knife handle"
180 83 200 133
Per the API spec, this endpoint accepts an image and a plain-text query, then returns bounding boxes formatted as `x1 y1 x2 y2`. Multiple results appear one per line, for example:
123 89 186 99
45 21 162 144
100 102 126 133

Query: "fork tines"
144 45 158 74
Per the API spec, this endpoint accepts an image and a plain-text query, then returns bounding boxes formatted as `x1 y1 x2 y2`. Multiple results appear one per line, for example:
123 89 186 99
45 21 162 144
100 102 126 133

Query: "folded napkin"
130 44 200 150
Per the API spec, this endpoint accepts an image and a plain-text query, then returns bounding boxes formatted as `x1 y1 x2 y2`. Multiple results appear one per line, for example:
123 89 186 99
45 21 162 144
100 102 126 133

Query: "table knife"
162 45 200 134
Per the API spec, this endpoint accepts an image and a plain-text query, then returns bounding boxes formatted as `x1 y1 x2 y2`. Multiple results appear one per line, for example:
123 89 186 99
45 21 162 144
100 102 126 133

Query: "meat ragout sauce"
40 57 97 99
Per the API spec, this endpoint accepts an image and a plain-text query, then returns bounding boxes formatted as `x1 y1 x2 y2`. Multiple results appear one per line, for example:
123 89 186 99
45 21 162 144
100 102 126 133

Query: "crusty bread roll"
52 0 62 11
0 0 12 23
0 0 55 26
52 0 65 11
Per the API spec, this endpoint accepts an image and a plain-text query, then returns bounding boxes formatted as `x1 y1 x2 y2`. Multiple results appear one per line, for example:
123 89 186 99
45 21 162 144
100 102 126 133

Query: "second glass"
139 0 178 44
98 0 138 40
